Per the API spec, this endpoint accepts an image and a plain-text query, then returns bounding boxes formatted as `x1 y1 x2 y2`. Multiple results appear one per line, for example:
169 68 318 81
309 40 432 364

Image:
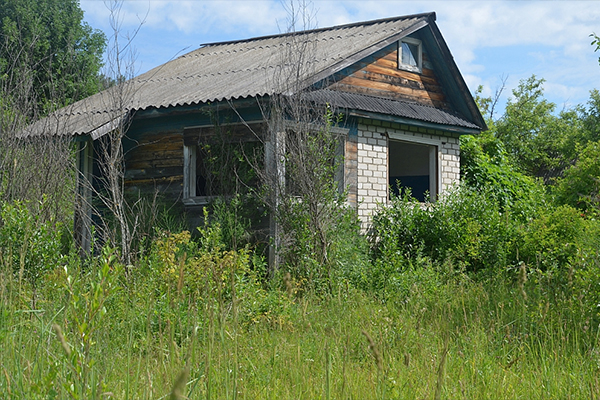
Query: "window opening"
398 37 422 73
389 140 437 202
183 124 263 204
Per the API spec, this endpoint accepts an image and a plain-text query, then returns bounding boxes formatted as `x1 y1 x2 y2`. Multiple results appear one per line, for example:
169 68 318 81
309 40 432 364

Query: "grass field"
2 251 598 400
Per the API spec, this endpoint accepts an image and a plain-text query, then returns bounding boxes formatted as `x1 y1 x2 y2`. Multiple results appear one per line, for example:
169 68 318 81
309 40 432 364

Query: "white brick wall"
355 120 461 227
356 123 388 224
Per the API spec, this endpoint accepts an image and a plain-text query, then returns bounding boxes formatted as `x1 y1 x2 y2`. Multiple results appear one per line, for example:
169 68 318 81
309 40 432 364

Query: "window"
183 124 263 205
398 37 422 73
389 140 437 202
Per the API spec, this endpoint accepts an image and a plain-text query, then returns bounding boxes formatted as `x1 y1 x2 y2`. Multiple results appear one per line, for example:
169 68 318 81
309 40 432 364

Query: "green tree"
0 0 106 118
495 76 585 181
592 33 600 64
554 141 600 214
463 84 545 218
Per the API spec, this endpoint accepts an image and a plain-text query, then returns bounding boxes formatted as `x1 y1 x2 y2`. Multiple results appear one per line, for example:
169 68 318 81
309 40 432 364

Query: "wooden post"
344 135 358 207
266 129 285 274
74 139 93 256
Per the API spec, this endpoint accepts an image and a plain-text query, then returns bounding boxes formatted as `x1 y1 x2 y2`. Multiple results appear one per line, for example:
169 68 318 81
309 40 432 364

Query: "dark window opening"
389 140 436 202
196 140 262 197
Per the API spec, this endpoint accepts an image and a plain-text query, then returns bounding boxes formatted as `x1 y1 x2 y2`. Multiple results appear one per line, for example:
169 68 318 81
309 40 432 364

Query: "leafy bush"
553 141 600 213
0 199 63 289
519 204 588 269
370 187 517 275
461 131 545 220
146 211 294 328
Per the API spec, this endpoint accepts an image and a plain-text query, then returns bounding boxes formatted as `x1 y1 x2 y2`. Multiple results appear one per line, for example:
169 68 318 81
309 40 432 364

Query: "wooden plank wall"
329 45 449 109
123 130 184 201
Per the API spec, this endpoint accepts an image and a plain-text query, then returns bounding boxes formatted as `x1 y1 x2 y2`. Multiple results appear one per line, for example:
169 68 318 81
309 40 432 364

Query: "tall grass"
1 197 600 399
1 257 599 399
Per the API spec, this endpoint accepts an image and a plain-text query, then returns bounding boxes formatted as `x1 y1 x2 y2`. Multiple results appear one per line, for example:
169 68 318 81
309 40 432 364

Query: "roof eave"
348 109 482 135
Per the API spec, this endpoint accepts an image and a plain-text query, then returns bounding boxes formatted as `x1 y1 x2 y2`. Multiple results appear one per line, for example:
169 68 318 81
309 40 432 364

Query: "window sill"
182 196 219 206
397 64 422 74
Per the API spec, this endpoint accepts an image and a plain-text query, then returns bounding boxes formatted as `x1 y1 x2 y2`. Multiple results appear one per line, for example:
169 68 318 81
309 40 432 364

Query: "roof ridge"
200 12 435 48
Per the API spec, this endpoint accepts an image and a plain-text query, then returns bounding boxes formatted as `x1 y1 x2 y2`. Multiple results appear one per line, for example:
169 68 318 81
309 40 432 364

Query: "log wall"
329 44 449 109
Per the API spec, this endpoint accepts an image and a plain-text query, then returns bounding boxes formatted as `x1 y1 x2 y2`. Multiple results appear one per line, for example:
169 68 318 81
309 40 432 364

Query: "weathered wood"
125 175 183 186
332 76 446 103
331 45 449 108
74 139 93 256
330 83 448 109
184 122 265 146
374 56 437 78
344 137 358 206
127 158 183 170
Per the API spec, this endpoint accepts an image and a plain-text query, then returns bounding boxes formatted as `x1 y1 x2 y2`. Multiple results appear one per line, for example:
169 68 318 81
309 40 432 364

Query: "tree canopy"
0 0 106 118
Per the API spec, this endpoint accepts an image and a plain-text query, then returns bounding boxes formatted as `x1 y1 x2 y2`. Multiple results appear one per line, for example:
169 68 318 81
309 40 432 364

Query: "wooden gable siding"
328 43 449 109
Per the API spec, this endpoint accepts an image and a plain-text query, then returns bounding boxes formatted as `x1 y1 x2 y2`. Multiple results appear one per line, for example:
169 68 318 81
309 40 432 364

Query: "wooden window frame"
398 37 423 74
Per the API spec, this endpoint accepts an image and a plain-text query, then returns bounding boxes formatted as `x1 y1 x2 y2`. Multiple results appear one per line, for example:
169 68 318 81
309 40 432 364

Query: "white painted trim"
386 130 443 146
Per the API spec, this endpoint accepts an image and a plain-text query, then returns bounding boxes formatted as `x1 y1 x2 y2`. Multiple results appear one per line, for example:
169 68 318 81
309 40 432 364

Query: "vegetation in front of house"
3 178 600 398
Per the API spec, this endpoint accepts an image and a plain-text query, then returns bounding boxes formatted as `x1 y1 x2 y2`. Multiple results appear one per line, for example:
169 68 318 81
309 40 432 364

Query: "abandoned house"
24 12 486 254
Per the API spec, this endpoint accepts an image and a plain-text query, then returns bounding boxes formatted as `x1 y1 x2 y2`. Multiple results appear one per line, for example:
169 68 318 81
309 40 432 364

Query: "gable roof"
23 12 485 138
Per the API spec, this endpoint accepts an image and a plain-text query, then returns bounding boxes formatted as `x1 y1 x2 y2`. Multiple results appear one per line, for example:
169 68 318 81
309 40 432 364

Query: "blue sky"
79 0 600 117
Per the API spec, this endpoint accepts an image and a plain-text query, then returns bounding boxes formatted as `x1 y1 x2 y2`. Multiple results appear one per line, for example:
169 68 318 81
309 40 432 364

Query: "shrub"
146 210 294 328
461 132 545 220
370 186 517 274
0 199 63 289
519 204 587 269
553 141 600 214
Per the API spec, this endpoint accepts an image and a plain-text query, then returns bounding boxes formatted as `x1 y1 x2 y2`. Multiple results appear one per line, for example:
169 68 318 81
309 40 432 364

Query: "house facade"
24 12 486 252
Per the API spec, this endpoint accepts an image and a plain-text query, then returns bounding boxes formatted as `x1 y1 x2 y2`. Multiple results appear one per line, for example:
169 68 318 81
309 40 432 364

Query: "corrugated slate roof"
303 89 481 130
24 12 479 138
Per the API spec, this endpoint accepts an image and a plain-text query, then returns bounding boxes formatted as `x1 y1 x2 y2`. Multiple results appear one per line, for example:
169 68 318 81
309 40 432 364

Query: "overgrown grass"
2 255 599 399
1 195 600 399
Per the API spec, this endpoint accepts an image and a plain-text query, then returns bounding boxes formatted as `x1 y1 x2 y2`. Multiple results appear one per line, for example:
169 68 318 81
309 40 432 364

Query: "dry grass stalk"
52 323 71 356
518 262 528 301
169 367 189 400
362 330 382 372
434 338 449 400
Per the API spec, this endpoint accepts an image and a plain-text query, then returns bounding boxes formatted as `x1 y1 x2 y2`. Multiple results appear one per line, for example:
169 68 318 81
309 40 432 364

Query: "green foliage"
520 204 589 269
553 141 600 212
211 193 266 252
0 199 62 289
460 131 544 217
0 0 106 117
370 187 517 277
277 107 368 294
55 246 123 399
494 76 584 179
580 89 600 141
592 33 600 64
146 211 293 328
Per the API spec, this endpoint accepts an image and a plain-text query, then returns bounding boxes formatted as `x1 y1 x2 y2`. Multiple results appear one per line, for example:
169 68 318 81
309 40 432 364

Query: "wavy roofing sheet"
304 89 481 130
24 13 462 138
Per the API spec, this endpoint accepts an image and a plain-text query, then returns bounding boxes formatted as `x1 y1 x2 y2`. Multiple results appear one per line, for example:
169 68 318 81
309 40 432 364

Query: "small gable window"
398 37 422 73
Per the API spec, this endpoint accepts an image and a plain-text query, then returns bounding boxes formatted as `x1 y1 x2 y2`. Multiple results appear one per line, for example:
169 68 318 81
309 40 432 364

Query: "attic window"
398 37 422 73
